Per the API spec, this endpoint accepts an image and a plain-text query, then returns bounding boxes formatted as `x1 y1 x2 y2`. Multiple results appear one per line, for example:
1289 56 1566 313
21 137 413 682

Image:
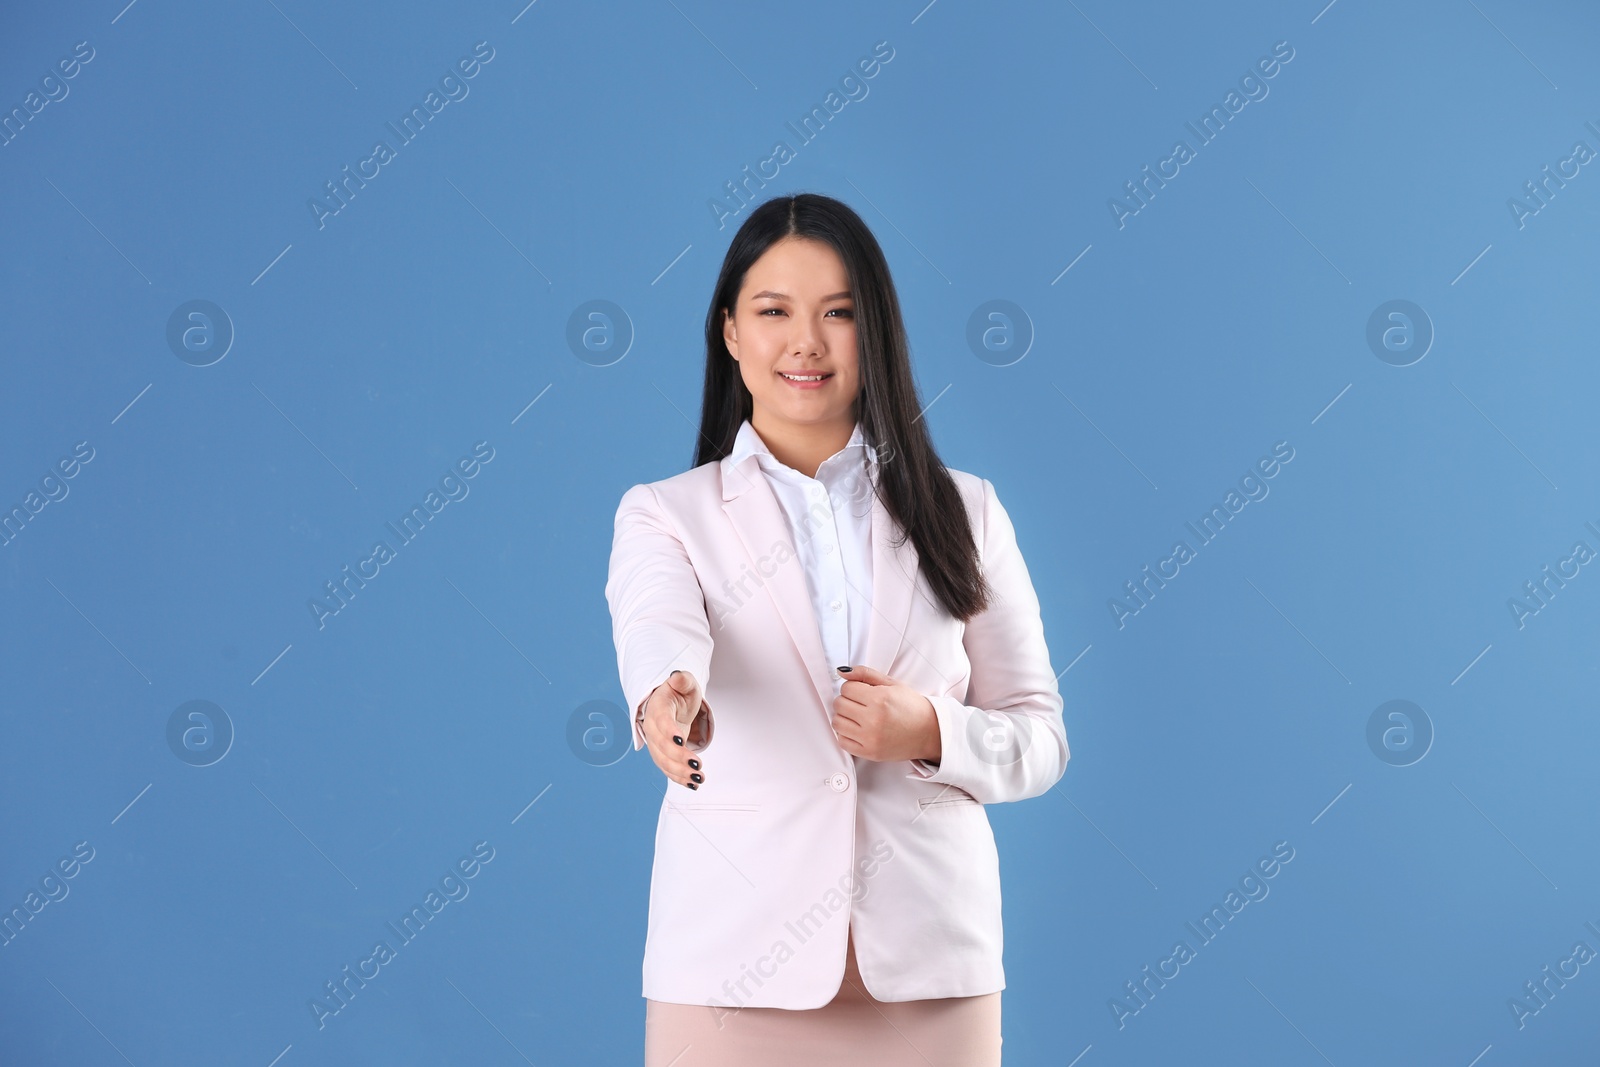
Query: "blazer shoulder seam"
641 461 719 498
627 463 719 540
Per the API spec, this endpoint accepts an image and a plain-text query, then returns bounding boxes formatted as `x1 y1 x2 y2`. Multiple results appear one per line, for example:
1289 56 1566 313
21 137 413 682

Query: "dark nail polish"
836 666 852 673
690 773 703 783
673 735 684 745
687 781 698 790
688 759 700 770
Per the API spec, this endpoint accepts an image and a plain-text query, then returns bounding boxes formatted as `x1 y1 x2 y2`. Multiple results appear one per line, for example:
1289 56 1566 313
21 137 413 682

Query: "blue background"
3 1 1598 1064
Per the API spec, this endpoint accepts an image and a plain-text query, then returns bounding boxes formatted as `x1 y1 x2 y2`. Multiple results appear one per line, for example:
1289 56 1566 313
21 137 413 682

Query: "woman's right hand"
640 670 709 789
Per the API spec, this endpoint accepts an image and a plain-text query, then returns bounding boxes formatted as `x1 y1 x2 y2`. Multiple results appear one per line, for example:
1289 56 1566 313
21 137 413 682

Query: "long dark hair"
692 193 991 622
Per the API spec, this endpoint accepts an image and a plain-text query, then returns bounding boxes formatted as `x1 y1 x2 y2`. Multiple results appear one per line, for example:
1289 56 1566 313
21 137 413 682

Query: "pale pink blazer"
605 446 1069 1009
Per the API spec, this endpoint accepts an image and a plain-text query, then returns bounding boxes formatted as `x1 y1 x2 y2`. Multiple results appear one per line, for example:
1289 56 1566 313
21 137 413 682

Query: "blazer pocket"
665 802 760 815
916 791 980 811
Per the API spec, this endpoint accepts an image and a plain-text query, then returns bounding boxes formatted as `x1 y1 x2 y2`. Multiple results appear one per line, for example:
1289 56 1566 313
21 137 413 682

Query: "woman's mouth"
779 370 833 389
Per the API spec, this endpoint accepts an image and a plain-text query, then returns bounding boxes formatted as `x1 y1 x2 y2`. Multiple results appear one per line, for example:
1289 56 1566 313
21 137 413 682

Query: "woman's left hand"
832 665 942 764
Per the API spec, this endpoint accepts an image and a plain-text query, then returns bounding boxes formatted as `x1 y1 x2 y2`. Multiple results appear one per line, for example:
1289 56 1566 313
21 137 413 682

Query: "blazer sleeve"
904 477 1069 803
604 482 715 753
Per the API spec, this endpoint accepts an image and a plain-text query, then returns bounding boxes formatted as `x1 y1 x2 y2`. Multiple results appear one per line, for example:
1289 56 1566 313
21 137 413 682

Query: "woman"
605 193 1068 1066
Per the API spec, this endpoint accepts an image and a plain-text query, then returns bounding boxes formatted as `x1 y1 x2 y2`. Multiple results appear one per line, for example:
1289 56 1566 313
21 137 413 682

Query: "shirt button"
822 542 835 555
829 599 842 612
827 772 849 792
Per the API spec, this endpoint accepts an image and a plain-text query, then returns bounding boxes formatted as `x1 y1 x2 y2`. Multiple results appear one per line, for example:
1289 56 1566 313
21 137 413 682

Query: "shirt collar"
728 418 878 482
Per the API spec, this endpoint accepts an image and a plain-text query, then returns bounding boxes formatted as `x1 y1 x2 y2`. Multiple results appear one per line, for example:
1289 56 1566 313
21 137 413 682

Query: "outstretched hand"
640 670 710 789
831 665 942 764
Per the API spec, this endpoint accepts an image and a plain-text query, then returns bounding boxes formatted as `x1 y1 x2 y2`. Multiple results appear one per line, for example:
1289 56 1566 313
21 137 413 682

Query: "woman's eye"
827 308 854 318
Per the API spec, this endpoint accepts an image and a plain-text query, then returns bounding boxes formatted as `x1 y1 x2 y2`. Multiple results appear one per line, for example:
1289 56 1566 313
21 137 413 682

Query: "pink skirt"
644 924 1002 1066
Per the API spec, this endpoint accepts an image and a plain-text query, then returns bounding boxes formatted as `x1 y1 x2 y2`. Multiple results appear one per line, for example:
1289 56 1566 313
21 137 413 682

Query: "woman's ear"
722 306 739 359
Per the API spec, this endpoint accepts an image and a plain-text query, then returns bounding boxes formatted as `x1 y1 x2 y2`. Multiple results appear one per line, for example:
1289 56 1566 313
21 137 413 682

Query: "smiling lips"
779 370 833 389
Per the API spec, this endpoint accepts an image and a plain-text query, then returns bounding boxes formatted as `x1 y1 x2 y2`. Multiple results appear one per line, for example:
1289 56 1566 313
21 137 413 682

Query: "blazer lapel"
862 481 918 679
718 452 918 723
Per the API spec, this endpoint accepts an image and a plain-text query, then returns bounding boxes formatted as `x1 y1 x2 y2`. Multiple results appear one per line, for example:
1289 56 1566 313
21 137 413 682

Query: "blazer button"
826 772 849 792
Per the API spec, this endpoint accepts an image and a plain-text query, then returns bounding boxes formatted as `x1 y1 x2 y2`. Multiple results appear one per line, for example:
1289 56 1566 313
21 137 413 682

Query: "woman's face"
722 236 861 432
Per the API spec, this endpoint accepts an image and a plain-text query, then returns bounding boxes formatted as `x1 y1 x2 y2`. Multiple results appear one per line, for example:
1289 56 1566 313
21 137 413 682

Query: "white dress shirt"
725 418 941 773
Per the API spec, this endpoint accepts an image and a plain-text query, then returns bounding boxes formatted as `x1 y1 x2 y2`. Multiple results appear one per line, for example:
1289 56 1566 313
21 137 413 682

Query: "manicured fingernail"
690 773 703 783
836 666 852 673
688 759 700 770
673 735 684 745
687 781 698 790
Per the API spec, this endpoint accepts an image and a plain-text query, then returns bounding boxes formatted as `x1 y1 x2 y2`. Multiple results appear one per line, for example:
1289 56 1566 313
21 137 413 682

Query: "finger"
647 714 706 787
668 749 705 787
668 669 698 706
650 738 703 787
836 679 871 707
671 720 707 780
682 752 705 787
838 664 892 686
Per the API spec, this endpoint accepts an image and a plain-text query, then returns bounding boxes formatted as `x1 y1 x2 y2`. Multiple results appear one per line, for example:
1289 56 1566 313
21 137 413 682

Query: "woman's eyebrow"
749 290 853 301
